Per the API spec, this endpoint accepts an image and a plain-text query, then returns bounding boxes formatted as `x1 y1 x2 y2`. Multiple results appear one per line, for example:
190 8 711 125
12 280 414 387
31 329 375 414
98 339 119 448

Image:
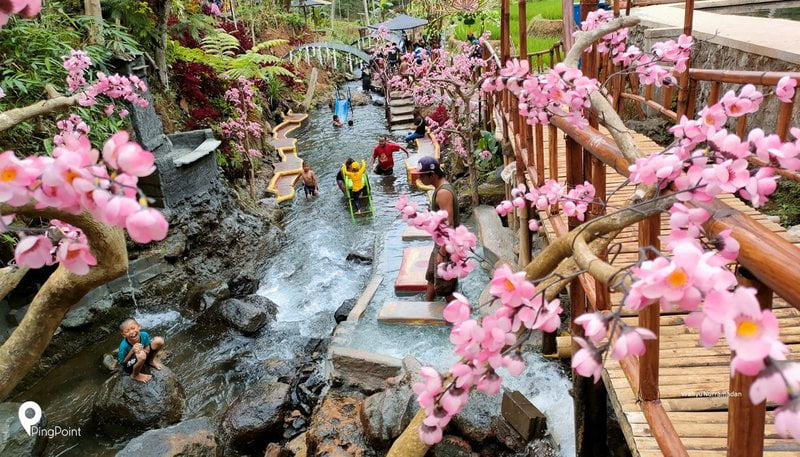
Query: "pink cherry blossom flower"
750 363 800 405
489 264 536 307
443 293 472 323
776 76 797 103
56 239 97 275
575 312 609 344
612 326 656 360
712 229 740 261
723 287 781 364
738 167 777 208
572 337 603 382
775 399 800 441
125 207 169 243
419 422 443 445
14 235 53 269
528 219 540 232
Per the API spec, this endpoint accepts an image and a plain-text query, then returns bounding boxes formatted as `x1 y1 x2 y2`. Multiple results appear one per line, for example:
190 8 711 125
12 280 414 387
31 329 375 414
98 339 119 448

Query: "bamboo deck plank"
532 125 800 456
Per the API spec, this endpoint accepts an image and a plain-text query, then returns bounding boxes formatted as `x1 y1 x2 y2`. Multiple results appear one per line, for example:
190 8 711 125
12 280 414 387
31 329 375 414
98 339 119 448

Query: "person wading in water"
411 156 460 302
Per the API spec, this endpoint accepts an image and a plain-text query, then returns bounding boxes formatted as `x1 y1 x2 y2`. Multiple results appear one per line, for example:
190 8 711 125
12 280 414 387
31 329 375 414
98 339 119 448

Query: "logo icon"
18 401 41 436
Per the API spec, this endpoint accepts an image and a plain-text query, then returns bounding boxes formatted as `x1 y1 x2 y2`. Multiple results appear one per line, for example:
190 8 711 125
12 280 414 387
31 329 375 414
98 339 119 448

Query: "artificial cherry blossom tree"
0 5 168 399
387 11 800 455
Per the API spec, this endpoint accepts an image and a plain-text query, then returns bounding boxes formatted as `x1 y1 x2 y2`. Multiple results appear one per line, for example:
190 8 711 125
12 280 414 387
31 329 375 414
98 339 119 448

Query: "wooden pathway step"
532 125 800 457
267 112 308 202
377 301 446 324
394 246 431 294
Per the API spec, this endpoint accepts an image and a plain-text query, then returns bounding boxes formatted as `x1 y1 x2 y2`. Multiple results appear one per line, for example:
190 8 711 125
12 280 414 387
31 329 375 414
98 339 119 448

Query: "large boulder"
359 384 416 448
93 366 186 431
451 390 501 443
221 382 291 452
116 417 219 457
306 393 373 457
218 295 277 334
0 402 47 456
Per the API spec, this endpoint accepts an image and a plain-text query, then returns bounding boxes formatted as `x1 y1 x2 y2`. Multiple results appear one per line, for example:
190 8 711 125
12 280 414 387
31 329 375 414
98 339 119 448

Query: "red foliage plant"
429 104 450 145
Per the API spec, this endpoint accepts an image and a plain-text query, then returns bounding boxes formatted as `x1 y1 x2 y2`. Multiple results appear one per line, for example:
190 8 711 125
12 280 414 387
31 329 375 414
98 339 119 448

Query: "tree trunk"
84 0 104 44
0 206 128 400
152 0 172 91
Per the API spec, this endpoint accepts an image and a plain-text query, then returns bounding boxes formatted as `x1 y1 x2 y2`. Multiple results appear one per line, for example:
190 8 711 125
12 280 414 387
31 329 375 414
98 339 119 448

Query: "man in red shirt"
370 136 409 175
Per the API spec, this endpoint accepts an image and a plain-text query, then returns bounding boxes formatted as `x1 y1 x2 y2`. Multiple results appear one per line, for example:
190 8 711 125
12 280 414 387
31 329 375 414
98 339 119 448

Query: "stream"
15 83 574 456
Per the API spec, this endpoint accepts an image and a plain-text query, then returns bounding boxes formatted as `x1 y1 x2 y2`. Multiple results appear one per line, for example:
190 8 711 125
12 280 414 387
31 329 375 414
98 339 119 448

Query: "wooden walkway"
267 112 308 202
534 127 800 457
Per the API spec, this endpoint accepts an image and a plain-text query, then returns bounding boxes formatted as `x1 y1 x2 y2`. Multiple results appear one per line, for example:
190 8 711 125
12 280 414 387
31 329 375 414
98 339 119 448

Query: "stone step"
389 97 414 107
390 123 415 131
402 226 432 241
474 205 517 267
394 246 431 293
377 301 446 324
390 105 415 115
391 113 414 123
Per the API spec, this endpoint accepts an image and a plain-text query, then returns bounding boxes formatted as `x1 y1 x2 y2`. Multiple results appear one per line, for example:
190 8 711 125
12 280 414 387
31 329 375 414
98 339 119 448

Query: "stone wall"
626 25 800 132
116 57 223 209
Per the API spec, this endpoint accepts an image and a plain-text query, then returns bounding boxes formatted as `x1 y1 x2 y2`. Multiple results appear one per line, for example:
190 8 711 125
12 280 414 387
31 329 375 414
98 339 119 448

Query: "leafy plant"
169 29 294 81
475 129 501 171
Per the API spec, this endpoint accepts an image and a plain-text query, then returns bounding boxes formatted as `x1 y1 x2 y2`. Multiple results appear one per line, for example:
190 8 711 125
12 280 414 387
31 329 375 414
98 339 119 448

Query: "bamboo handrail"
549 114 800 311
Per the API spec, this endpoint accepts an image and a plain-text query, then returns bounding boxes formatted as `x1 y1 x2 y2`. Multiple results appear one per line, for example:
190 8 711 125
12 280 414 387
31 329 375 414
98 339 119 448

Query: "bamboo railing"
490 1 800 456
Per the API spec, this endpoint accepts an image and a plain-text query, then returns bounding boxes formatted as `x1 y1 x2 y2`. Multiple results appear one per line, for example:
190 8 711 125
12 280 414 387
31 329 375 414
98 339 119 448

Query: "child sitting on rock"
117 318 165 383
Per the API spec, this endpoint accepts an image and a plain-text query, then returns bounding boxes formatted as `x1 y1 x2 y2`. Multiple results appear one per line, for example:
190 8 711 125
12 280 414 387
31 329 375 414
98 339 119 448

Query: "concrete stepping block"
377 301 446 324
394 246 431 293
402 226 432 241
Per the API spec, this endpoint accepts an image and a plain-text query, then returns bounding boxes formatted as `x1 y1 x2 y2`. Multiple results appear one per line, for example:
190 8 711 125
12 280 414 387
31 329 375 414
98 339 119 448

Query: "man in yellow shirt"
343 160 367 213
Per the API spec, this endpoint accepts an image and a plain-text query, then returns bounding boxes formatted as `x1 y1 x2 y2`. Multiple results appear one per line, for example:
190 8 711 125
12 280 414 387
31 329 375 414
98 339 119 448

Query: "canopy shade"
368 14 428 31
290 0 331 7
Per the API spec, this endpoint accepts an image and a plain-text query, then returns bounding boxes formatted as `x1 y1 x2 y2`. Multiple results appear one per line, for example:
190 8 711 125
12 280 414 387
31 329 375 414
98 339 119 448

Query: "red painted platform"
394 246 431 293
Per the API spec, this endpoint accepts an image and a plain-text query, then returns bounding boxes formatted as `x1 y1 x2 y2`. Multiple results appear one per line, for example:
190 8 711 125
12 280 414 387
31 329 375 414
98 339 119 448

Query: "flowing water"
15 83 574 456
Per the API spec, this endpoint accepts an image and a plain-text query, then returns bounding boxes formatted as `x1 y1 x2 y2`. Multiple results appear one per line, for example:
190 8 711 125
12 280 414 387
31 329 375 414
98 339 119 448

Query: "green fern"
170 31 294 83
201 30 242 57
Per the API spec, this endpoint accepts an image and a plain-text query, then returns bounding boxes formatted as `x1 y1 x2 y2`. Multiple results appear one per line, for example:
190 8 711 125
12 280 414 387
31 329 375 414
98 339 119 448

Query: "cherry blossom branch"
0 95 79 132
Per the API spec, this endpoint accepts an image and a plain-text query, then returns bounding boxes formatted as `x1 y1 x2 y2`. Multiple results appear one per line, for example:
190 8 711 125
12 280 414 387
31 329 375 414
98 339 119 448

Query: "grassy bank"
453 0 563 53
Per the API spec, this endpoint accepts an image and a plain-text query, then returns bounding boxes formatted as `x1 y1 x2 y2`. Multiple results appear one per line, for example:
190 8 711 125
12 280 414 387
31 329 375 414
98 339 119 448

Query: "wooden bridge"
490 1 800 456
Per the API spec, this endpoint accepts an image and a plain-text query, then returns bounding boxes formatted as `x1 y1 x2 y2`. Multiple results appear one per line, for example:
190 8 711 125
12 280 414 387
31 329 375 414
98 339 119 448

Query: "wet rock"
102 353 118 372
11 306 28 325
346 251 373 265
264 442 291 457
372 99 384 107
187 280 231 312
221 382 291 452
116 417 219 457
306 393 373 457
263 358 297 384
359 384 416 448
258 197 284 225
159 231 188 260
477 178 507 206
0 402 48 456
228 273 260 297
334 298 357 324
451 390 501 443
93 366 185 431
218 295 277 334
286 432 307 457
61 305 93 329
490 415 527 453
330 347 402 394
433 435 474 457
